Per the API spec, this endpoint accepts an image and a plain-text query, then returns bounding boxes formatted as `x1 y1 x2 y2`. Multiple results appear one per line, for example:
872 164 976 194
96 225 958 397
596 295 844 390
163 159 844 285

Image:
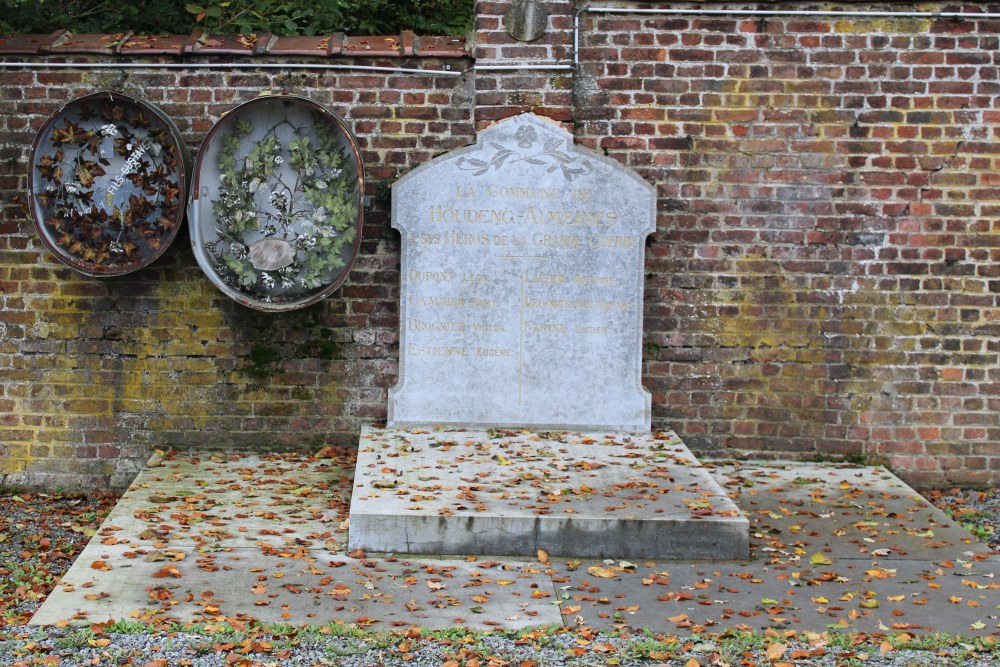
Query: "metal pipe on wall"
0 60 463 76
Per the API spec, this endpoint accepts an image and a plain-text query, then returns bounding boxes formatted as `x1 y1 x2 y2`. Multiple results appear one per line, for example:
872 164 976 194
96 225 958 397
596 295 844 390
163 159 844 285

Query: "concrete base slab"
549 556 1000 635
549 462 1000 636
32 543 559 630
348 427 749 560
31 450 559 630
710 461 988 561
31 452 999 636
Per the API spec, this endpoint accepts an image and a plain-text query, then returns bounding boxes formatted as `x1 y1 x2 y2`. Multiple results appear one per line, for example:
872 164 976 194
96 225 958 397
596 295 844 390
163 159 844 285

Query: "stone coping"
0 29 468 58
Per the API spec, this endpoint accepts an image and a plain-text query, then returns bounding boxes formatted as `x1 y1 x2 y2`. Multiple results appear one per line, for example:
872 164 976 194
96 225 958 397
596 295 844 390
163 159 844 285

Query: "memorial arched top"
392 113 655 238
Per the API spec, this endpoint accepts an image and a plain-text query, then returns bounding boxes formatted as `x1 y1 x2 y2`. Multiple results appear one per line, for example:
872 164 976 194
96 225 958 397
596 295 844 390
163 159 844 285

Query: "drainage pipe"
474 64 574 71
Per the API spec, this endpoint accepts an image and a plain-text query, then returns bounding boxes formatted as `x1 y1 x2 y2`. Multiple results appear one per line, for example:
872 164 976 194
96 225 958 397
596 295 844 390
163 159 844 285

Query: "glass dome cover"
188 94 364 311
28 91 189 276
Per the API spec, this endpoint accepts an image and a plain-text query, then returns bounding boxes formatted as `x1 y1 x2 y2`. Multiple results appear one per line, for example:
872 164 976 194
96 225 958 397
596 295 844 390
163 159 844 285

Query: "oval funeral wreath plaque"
28 91 189 276
188 95 364 311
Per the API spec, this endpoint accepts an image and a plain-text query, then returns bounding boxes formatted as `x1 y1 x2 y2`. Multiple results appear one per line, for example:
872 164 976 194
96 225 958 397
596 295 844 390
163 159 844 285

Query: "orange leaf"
152 565 182 579
90 561 112 571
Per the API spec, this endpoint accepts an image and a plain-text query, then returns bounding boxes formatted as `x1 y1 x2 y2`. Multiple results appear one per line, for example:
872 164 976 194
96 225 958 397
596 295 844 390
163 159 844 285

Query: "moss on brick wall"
0 63 475 489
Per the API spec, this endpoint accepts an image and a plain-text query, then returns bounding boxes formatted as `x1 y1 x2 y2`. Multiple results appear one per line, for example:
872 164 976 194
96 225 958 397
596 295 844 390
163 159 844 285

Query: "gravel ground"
1 485 997 666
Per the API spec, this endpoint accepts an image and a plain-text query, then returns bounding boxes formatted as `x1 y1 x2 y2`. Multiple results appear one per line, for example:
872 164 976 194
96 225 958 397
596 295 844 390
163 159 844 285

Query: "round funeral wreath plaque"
28 91 189 276
188 95 364 311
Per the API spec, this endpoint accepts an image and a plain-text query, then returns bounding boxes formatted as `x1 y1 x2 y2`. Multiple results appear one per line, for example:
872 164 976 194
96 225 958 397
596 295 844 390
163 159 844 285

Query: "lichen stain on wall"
832 18 932 35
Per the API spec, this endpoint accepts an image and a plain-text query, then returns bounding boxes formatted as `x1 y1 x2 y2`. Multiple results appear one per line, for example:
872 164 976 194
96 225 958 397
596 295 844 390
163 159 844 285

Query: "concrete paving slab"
349 427 748 560
31 451 561 631
547 556 1000 636
33 541 560 630
86 450 354 550
30 451 1000 638
711 461 991 562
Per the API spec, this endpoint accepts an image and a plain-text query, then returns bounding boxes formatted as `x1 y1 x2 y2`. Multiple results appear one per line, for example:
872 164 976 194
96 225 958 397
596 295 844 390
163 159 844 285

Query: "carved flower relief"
456 122 594 181
515 125 539 148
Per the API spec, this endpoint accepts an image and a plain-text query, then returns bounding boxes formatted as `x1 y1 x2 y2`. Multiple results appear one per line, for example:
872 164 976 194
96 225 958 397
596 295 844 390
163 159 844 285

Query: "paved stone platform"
348 427 749 560
31 452 1000 637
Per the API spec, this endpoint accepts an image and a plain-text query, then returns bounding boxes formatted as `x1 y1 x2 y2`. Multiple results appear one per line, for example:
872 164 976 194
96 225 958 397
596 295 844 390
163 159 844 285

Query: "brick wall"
2 2 999 489
0 58 474 488
572 6 1000 487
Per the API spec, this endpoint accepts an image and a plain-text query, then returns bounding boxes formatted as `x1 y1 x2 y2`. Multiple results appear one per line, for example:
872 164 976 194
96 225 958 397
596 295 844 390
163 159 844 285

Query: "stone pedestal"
349 426 749 559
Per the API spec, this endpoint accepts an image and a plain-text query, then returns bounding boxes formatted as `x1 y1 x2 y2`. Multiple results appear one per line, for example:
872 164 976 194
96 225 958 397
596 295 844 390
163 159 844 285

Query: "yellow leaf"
685 659 700 667
766 642 787 661
537 549 549 564
587 565 618 578
809 553 833 566
668 613 688 623
76 164 95 188
880 641 894 655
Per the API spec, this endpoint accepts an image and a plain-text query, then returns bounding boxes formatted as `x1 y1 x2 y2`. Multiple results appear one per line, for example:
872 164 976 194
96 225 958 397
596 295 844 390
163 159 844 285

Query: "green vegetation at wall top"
0 0 473 36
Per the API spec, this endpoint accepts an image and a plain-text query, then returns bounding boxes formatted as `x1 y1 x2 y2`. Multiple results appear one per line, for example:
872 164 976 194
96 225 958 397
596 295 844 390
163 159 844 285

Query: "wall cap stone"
0 30 469 58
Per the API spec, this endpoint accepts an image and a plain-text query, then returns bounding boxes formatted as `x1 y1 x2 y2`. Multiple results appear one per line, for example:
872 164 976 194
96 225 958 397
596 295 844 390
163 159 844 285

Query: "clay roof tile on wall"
414 35 467 57
0 32 58 55
117 33 190 56
0 30 470 59
188 32 256 55
267 33 344 57
45 31 129 55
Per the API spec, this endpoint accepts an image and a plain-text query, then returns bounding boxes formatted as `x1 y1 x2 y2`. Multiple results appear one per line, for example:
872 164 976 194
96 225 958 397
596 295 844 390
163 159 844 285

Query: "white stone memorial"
350 113 748 559
388 113 653 430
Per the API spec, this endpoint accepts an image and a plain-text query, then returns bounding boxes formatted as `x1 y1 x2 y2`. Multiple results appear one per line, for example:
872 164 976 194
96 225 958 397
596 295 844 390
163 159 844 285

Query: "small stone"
248 237 295 271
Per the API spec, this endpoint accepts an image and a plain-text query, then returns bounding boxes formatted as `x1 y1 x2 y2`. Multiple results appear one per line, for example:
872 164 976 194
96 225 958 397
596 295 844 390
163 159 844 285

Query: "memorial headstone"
388 113 652 431
350 113 748 559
